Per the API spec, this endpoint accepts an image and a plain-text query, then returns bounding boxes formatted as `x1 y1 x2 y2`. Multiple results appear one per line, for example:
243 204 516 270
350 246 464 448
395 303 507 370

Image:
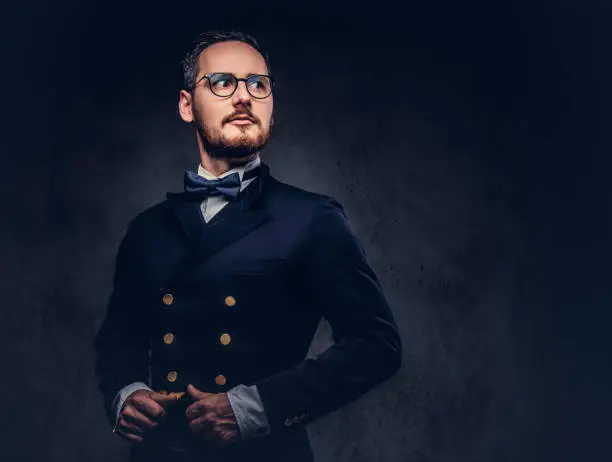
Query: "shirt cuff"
226 384 272 440
111 382 153 433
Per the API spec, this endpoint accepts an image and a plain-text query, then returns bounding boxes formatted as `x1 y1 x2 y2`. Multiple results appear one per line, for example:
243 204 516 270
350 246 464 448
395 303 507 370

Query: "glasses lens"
246 75 272 98
208 73 237 97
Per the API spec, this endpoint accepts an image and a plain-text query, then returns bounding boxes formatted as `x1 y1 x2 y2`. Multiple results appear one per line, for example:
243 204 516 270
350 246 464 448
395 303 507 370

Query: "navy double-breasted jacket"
92 162 402 462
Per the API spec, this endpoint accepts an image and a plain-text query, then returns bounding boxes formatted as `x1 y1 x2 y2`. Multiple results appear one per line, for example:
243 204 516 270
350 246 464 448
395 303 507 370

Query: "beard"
194 115 273 161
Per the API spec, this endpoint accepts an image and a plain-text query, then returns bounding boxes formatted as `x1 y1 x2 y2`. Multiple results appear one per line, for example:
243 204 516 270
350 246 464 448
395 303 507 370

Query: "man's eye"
248 77 269 90
210 75 234 88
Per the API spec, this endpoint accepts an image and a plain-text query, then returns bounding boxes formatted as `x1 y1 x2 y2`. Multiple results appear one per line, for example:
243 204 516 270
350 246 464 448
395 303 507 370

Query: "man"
93 30 402 462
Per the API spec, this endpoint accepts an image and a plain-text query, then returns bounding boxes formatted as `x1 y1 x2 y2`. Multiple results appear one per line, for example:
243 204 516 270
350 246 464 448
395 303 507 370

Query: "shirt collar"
197 155 261 182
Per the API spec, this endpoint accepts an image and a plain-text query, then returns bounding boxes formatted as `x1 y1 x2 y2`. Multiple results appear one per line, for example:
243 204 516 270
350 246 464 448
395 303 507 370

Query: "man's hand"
185 384 241 446
116 390 179 444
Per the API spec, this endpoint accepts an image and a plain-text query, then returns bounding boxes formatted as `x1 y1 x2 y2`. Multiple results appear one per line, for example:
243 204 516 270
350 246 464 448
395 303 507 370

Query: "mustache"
224 111 258 124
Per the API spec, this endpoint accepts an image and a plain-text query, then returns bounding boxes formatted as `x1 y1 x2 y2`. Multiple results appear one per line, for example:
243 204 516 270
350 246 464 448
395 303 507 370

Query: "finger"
186 384 208 400
123 405 157 431
185 400 211 420
217 428 239 446
186 384 216 401
188 414 215 434
116 417 147 445
150 391 183 406
215 418 240 438
131 396 167 422
151 395 181 412
201 426 237 446
118 416 146 437
116 428 143 445
117 431 143 444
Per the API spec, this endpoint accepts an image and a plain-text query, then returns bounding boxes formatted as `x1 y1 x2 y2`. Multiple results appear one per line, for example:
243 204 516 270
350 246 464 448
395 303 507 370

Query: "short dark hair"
181 30 272 92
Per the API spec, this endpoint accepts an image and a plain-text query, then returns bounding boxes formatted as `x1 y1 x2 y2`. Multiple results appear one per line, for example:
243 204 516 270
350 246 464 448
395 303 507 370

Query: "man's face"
179 41 274 160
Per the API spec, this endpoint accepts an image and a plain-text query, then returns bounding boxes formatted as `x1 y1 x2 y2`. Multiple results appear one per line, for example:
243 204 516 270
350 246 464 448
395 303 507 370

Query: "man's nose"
232 80 252 104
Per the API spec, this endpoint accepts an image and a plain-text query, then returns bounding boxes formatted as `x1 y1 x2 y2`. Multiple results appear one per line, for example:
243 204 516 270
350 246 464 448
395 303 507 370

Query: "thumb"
186 384 213 400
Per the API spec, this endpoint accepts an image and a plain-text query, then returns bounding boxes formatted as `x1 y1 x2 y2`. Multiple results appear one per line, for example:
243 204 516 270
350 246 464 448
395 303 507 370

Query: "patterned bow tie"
183 165 261 202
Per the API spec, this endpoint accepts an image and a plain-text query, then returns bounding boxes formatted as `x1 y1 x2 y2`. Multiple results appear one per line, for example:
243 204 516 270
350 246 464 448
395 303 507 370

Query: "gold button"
224 296 236 307
215 374 227 386
163 333 175 345
220 333 231 345
162 293 174 305
166 371 178 382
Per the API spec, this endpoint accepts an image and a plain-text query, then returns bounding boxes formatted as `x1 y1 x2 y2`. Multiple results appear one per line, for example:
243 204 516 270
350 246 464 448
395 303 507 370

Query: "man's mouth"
227 115 255 125
229 119 254 125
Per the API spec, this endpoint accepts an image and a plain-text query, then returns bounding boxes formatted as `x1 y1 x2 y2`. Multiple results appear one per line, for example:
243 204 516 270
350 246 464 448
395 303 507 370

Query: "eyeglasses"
192 72 274 99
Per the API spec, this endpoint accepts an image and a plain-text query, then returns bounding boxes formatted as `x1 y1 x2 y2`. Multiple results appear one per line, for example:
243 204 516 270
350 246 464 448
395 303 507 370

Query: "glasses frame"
191 72 275 99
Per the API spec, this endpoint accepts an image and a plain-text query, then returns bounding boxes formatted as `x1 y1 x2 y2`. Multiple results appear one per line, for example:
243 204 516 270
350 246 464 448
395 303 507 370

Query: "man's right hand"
116 390 179 444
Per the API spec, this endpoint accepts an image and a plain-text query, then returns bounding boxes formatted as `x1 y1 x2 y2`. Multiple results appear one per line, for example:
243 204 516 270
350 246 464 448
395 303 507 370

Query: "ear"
178 89 194 123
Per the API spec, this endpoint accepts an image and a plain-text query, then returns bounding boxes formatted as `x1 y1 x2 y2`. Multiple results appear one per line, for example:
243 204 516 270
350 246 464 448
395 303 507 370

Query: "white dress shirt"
111 155 271 440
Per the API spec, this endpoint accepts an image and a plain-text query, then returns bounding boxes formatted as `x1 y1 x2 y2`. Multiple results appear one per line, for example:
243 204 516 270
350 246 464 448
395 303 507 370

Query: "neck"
199 152 260 176
196 134 260 176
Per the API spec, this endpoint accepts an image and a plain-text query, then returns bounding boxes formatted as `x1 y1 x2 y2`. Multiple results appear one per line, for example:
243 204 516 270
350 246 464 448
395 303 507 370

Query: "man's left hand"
185 384 241 446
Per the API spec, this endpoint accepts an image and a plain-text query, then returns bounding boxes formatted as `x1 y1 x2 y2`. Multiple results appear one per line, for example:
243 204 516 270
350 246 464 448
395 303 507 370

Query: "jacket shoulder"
124 199 174 232
267 176 345 212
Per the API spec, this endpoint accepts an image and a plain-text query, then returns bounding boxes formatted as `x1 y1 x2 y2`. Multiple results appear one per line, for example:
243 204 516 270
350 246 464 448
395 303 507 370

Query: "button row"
164 370 227 387
161 293 237 307
161 332 231 346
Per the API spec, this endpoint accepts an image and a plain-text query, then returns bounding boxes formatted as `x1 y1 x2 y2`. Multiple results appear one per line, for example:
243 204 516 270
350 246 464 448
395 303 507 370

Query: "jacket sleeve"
254 198 402 431
92 221 152 427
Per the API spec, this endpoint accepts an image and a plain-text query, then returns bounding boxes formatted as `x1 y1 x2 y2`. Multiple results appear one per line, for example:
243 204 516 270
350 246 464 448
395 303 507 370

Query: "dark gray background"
1 1 610 461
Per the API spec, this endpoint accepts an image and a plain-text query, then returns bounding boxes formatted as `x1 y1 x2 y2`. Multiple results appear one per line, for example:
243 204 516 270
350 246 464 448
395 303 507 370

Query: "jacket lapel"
164 162 272 289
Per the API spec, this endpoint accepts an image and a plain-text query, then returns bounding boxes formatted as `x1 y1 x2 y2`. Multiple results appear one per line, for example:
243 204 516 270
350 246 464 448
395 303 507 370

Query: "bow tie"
183 166 260 202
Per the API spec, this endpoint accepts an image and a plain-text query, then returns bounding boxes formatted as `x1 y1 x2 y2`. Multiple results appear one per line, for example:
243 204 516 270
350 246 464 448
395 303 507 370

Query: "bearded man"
93 30 402 462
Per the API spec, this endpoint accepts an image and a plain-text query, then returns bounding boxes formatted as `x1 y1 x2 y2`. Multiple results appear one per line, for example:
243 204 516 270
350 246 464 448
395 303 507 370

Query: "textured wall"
1 1 610 461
